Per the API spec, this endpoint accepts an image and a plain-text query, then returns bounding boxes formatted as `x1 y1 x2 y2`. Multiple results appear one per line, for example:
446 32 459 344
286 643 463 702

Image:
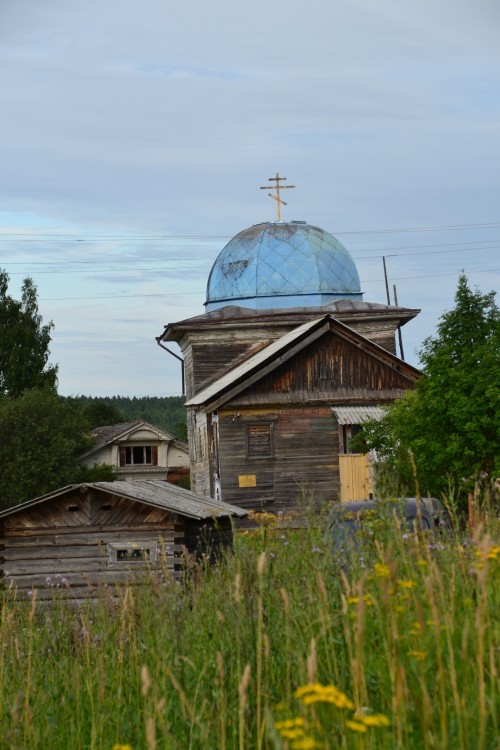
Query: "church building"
157 177 420 513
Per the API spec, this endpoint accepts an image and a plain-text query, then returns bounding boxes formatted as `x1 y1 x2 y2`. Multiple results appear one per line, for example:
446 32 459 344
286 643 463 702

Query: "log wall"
217 406 340 513
0 487 231 601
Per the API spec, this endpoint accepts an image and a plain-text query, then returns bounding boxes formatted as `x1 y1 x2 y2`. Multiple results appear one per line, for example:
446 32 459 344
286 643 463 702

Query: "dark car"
327 497 453 552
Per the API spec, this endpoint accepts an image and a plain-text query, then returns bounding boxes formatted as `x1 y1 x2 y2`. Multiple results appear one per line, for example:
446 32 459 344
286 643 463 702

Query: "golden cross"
260 172 295 222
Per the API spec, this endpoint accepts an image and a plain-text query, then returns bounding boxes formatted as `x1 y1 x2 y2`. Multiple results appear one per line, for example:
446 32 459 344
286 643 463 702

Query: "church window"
246 423 274 459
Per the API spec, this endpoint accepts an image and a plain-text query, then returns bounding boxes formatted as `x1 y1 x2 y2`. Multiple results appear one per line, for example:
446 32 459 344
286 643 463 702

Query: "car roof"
329 497 443 517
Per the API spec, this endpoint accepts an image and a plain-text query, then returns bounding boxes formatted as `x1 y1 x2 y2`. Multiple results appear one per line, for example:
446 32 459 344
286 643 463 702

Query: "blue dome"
205 221 362 311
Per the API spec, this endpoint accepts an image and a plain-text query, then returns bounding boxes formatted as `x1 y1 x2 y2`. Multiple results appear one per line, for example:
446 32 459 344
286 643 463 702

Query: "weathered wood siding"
179 317 403 399
187 409 211 496
183 326 295 398
225 331 414 407
0 488 183 600
217 406 340 512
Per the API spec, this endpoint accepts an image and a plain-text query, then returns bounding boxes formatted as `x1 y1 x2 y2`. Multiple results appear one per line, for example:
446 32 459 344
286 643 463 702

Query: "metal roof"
206 221 362 311
0 480 247 521
331 406 387 424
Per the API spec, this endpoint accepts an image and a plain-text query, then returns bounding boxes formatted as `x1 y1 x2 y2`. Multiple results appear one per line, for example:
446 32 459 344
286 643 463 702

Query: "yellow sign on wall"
238 474 257 488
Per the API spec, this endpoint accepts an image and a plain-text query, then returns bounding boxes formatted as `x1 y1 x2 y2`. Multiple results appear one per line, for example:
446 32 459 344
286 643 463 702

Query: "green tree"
0 388 116 510
352 275 500 506
79 398 126 428
0 270 58 397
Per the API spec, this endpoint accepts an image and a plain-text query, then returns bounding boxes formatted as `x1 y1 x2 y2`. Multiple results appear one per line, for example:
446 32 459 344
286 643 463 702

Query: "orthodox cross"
260 172 295 221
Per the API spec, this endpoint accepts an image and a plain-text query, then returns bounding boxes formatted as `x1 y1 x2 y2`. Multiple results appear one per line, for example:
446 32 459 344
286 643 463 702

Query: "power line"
39 267 500 301
1 219 500 242
2 241 499 275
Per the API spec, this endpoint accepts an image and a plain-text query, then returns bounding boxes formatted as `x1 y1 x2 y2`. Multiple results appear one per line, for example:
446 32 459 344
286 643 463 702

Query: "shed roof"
0 480 247 521
332 406 387 424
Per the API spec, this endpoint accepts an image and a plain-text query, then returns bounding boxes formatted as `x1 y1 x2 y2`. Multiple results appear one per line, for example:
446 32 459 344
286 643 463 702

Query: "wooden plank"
339 454 373 502
3 543 184 563
2 526 178 542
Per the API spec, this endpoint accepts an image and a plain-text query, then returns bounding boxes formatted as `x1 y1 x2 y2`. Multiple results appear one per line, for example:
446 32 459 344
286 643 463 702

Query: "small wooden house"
0 480 246 601
79 420 190 484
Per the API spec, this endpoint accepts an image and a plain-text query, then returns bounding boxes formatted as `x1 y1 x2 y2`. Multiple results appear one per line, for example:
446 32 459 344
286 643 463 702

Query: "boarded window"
246 423 274 459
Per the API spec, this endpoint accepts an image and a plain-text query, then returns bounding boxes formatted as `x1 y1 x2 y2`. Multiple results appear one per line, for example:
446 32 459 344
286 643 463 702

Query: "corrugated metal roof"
331 406 387 424
185 316 328 407
0 480 247 520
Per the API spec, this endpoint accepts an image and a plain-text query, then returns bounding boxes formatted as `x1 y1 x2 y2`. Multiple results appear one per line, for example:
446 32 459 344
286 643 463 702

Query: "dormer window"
119 446 158 466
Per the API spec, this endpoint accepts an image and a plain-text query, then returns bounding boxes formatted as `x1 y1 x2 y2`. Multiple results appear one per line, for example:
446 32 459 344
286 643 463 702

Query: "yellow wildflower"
280 728 306 740
417 559 428 567
374 563 391 578
112 745 133 750
294 683 324 699
407 650 426 661
275 717 306 730
294 683 354 710
397 579 416 589
346 719 368 733
487 546 500 560
290 738 322 750
354 713 391 728
347 594 375 607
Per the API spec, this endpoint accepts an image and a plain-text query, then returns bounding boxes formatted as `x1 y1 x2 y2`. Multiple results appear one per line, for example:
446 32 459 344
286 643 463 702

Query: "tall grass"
1 503 499 749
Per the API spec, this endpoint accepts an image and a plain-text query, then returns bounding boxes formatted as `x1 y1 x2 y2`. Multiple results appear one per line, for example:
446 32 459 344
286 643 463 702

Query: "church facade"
158 217 420 512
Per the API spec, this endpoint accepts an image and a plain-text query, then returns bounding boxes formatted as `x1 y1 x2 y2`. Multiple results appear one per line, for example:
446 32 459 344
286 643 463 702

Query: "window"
108 542 157 564
119 445 158 467
342 424 362 454
246 423 274 459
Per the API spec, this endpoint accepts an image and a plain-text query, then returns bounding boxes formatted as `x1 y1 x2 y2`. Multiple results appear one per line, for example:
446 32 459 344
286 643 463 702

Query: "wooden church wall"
217 406 340 512
226 332 414 408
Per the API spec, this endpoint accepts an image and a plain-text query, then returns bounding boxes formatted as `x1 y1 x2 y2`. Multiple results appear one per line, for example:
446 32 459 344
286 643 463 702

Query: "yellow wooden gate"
338 454 374 502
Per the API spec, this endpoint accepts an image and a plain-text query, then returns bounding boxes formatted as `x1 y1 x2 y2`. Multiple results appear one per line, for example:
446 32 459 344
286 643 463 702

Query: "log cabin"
0 480 246 601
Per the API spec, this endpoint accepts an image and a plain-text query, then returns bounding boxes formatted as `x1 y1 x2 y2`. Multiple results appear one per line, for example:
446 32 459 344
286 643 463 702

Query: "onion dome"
205 221 362 311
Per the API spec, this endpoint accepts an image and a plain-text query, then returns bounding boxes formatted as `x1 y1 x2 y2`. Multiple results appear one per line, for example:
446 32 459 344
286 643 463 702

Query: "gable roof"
0 480 247 521
186 314 420 411
82 420 188 458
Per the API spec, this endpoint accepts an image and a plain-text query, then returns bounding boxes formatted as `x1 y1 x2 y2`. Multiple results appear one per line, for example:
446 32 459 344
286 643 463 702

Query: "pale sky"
1 0 499 397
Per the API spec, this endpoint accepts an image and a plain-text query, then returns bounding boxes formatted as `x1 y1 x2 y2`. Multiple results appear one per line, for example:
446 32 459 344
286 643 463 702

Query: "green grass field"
1 502 499 749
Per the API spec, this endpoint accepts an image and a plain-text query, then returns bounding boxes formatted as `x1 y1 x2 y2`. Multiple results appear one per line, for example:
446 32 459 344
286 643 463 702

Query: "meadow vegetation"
1 499 499 750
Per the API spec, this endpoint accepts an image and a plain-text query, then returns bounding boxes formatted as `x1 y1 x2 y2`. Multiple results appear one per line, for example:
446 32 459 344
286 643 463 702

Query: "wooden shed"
0 480 247 601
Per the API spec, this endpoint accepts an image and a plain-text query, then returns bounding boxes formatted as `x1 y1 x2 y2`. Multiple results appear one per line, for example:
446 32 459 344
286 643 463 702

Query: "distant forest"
70 396 188 441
